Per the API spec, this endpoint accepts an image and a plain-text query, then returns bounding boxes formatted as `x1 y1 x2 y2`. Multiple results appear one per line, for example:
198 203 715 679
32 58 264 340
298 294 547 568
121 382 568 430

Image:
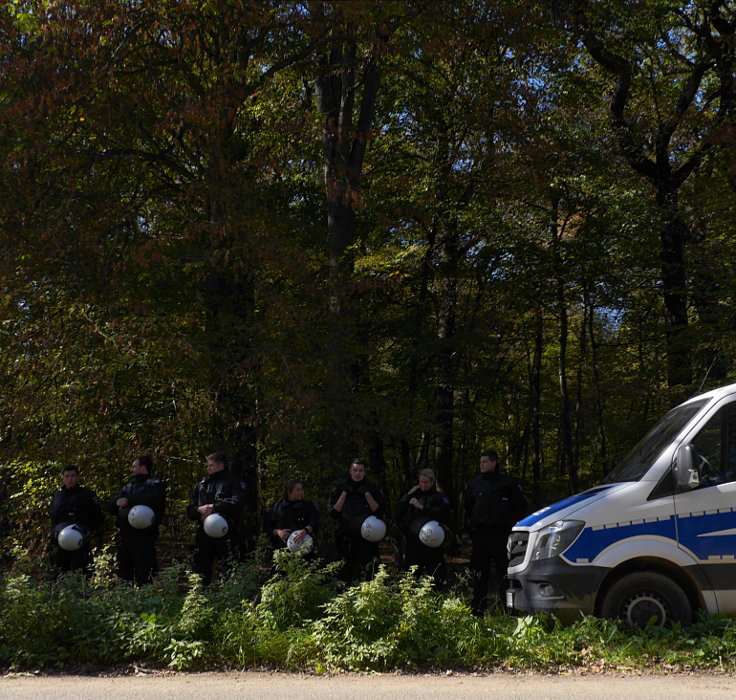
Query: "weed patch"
2 556 736 673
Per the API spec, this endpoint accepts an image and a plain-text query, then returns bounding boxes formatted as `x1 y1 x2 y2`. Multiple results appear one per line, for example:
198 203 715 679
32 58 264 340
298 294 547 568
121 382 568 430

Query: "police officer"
263 478 319 556
464 449 526 615
50 465 103 576
187 452 246 585
328 458 387 582
395 468 450 584
108 455 166 585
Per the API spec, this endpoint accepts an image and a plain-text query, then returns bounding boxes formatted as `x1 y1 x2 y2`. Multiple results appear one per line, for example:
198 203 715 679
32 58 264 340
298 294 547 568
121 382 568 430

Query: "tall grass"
1 553 736 672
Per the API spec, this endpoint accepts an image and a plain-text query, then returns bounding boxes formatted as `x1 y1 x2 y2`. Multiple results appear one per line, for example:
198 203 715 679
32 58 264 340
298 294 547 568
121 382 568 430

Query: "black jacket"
50 485 103 535
395 486 450 535
187 469 246 527
328 478 387 534
464 470 526 533
108 473 166 536
263 498 319 548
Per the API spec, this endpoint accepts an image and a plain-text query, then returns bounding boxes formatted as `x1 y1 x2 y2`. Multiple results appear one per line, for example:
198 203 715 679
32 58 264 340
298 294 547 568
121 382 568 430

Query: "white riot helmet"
128 505 156 529
57 524 85 552
418 520 445 548
360 515 387 542
203 513 229 538
287 530 314 555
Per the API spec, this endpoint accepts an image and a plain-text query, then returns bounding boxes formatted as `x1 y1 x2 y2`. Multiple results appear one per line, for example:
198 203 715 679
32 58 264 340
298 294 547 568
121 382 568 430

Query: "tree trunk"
585 288 608 478
530 307 543 506
314 16 389 465
657 189 692 389
431 261 458 504
551 195 578 492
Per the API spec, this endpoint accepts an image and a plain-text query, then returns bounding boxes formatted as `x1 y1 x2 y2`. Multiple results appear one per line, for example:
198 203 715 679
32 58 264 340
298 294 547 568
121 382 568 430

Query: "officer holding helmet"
464 449 526 615
328 458 387 582
187 452 247 585
263 478 319 558
395 468 450 584
108 455 166 585
50 465 103 576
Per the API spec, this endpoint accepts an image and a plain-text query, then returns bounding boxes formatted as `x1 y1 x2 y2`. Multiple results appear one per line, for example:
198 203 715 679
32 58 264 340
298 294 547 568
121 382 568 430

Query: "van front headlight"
530 520 584 561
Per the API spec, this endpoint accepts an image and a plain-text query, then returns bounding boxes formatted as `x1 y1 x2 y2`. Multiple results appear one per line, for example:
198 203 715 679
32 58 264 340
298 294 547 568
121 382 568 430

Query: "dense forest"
1 0 735 557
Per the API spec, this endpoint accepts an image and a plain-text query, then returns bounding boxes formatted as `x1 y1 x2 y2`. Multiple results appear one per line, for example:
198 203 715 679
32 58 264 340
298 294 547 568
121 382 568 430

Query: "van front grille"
507 531 529 568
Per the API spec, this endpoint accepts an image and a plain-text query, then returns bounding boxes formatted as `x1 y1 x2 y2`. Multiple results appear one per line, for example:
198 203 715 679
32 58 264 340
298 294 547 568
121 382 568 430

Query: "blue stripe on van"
516 486 616 528
677 508 736 559
562 516 677 563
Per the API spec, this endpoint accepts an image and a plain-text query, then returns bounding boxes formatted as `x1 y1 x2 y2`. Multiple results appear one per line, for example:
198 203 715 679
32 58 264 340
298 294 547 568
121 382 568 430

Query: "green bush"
310 566 483 671
0 573 75 668
257 549 342 631
218 601 316 669
3 555 736 673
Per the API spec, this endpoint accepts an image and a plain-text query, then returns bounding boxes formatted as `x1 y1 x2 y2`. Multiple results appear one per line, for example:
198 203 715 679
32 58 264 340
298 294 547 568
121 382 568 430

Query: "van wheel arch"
597 568 696 626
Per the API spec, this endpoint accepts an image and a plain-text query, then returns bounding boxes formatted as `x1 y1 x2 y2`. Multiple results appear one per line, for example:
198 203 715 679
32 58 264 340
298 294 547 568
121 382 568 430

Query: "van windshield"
603 399 709 483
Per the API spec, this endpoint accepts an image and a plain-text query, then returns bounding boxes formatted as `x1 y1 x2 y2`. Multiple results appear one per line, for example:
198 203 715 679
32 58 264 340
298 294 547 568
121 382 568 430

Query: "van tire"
599 572 692 626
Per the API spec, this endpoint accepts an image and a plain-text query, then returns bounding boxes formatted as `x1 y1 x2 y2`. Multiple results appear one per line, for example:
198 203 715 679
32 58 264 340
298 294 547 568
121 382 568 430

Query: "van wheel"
599 572 692 626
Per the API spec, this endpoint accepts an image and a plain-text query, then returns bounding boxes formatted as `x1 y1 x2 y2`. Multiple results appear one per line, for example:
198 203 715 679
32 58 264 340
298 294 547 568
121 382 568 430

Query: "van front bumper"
506 559 608 622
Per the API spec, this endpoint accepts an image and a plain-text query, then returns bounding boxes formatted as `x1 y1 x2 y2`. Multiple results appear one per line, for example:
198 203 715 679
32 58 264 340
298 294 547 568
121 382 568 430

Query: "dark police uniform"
395 485 450 583
464 469 526 613
263 497 320 553
50 483 103 575
108 473 166 585
187 469 246 584
328 477 387 582
262 497 319 559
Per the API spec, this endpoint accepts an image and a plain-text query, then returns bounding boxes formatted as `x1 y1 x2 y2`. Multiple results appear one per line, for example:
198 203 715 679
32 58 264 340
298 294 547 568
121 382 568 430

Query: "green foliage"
3 1 736 678
218 603 316 670
0 0 734 553
311 566 484 671
207 557 262 611
257 549 342 631
3 556 736 673
0 573 74 668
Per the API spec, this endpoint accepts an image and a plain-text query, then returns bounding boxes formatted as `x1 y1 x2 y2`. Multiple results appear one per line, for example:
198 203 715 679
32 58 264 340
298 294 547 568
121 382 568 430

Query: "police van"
505 382 736 625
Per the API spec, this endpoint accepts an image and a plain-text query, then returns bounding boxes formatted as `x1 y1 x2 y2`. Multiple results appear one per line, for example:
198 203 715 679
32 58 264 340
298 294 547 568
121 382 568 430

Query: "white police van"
506 382 736 625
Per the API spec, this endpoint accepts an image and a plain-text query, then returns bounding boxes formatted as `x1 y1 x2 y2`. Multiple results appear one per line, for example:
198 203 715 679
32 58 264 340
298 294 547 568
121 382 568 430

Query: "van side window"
691 403 736 487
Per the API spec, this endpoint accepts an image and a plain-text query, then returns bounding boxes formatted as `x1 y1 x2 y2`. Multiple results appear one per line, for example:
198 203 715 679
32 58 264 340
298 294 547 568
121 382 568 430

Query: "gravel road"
3 671 736 700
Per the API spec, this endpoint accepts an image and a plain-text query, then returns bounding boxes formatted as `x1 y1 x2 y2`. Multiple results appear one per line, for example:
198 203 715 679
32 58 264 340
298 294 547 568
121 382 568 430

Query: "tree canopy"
2 0 736 551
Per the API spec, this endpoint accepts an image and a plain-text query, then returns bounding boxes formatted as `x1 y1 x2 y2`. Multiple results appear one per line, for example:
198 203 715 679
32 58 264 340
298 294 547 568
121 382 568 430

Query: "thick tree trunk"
203 115 258 491
315 19 389 466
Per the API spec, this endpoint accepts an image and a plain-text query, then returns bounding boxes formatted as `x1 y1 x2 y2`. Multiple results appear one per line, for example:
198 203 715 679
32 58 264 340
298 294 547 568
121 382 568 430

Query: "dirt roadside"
3 670 736 700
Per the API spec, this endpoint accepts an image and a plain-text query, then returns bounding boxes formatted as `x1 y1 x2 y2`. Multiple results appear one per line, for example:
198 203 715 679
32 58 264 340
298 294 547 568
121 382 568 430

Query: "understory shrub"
257 549 342 630
310 566 485 671
2 554 736 673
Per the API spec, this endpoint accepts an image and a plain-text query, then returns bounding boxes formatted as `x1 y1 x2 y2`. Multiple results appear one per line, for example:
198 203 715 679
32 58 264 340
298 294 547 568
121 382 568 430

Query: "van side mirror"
673 444 700 490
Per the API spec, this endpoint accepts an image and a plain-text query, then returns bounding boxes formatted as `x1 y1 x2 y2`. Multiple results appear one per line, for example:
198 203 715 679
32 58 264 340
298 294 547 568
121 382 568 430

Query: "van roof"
685 382 736 405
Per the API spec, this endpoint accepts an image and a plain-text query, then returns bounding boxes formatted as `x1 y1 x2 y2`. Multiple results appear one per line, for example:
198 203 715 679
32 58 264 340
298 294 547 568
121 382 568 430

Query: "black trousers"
193 529 239 585
404 535 446 584
469 530 509 614
336 532 379 583
50 541 93 576
117 533 159 585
